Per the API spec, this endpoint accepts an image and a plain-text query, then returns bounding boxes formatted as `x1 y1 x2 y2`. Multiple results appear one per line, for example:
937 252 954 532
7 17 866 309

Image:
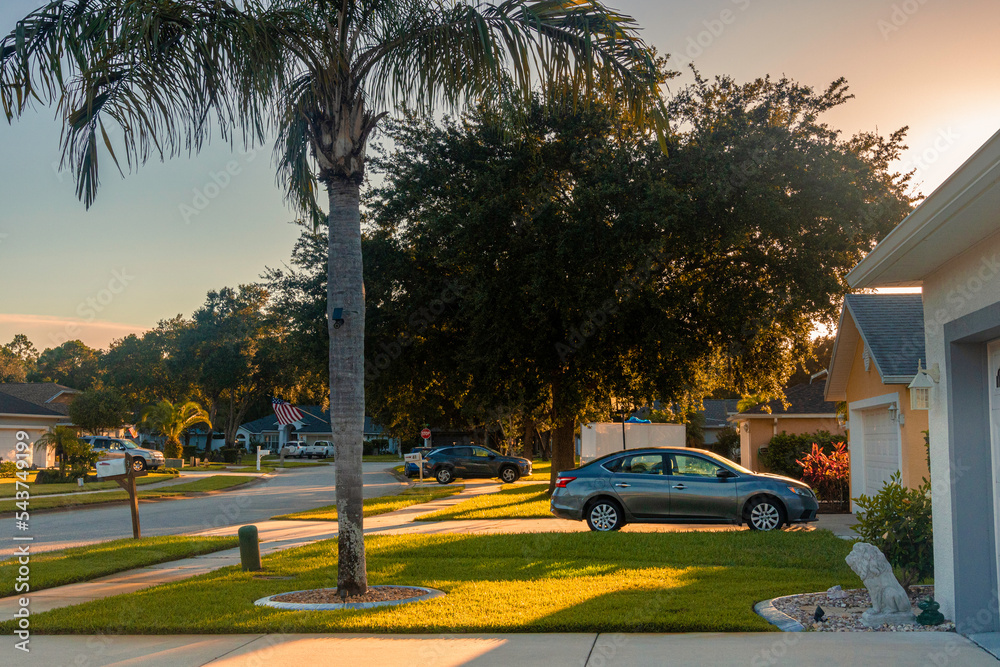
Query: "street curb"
754 597 806 632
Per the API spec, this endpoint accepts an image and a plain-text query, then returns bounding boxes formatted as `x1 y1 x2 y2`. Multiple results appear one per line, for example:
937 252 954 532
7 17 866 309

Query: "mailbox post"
404 451 424 484
95 451 147 539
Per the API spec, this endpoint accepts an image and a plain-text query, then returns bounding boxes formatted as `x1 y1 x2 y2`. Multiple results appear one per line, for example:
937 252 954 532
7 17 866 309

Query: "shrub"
796 442 850 503
34 469 73 484
364 439 391 455
759 430 841 477
852 472 933 592
0 461 18 478
221 448 241 464
182 445 199 459
159 468 181 475
708 426 741 461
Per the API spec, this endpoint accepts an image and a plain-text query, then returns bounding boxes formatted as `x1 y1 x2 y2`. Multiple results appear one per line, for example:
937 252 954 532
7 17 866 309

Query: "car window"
618 453 665 475
90 438 109 449
471 447 492 458
670 454 723 478
450 447 473 456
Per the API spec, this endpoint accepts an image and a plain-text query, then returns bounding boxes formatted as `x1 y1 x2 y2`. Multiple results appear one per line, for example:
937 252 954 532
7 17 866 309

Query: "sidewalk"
10 632 999 666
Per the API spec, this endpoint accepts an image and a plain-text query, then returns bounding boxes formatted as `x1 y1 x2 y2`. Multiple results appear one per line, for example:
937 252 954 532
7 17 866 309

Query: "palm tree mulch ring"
255 585 444 611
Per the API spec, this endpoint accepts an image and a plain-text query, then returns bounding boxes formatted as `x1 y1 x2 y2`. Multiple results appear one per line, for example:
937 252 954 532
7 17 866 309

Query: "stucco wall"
738 416 845 472
922 227 1000 624
844 335 930 489
0 417 60 468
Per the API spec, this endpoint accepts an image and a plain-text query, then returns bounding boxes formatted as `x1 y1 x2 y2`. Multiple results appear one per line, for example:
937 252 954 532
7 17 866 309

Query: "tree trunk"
548 382 576 494
519 417 534 459
327 177 368 597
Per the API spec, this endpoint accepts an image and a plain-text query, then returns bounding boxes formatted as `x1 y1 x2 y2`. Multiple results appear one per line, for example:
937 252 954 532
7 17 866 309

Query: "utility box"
580 422 686 464
96 453 127 478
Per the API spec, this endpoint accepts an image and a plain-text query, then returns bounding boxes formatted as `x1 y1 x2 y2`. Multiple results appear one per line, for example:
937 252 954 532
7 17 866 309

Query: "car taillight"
555 476 576 488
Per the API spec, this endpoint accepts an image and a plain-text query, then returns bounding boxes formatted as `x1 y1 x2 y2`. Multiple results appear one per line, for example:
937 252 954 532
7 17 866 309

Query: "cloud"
0 314 148 351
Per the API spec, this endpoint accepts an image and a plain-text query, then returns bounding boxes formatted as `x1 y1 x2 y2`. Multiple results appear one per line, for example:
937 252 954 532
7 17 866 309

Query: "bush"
182 445 199 459
0 461 18 478
34 469 74 484
796 442 850 503
759 430 842 477
852 472 933 592
364 439 391 456
707 427 741 461
221 448 241 464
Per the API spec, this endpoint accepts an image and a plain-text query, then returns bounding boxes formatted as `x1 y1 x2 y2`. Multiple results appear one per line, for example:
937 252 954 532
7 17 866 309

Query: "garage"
860 406 901 496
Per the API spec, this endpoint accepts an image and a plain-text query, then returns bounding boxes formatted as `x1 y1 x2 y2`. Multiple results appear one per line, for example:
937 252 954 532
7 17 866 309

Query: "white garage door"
861 407 900 496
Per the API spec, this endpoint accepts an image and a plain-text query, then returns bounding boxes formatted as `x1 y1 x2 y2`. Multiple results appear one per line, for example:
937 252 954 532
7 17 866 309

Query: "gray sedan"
550 447 818 532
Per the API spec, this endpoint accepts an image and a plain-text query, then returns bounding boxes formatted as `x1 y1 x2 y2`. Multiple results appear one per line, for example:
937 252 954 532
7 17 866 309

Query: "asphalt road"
1 463 404 555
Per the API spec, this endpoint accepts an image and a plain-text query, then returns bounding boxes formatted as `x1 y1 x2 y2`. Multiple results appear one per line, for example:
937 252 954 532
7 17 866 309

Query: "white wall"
921 228 1000 621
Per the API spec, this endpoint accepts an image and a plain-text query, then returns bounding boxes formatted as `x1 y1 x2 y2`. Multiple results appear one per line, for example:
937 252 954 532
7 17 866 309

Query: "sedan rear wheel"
746 497 785 531
586 499 624 532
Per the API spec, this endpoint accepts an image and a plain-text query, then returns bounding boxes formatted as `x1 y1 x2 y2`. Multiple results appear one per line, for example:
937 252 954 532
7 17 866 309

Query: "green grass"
363 454 404 462
0 535 238 597
0 475 256 512
0 473 177 498
523 460 551 481
9 531 858 634
416 484 550 521
273 485 464 521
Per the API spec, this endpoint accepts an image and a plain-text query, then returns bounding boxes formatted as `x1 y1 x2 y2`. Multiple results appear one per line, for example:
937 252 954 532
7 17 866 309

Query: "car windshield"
118 439 140 450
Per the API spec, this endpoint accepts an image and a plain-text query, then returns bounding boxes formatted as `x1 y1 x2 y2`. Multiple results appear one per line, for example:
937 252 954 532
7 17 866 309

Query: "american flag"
272 397 306 426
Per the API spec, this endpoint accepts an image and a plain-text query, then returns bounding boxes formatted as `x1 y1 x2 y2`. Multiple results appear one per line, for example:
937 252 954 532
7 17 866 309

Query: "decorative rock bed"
255 585 444 611
757 585 955 632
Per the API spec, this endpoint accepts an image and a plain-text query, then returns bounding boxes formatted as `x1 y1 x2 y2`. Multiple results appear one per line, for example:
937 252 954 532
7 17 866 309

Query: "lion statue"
845 542 915 627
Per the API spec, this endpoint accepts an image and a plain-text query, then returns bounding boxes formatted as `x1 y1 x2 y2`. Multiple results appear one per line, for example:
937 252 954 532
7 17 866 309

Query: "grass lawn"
0 473 177 498
0 475 256 513
0 535 238 597
523 460 551 481
272 485 464 521
9 531 859 633
416 484 550 521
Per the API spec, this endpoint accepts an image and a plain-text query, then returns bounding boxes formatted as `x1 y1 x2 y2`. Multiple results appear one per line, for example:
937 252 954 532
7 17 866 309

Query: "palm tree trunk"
327 177 368 597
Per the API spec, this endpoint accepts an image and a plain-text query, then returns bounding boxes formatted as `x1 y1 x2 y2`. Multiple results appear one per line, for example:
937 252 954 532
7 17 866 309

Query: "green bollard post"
238 525 262 572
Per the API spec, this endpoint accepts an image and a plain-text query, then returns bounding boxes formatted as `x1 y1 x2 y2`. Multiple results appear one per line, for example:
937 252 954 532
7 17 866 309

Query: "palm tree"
2 0 664 596
141 400 212 459
34 425 82 475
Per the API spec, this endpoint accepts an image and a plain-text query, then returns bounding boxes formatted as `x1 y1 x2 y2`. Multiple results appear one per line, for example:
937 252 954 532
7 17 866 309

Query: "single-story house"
732 381 845 472
825 294 930 501
237 406 399 452
847 126 1000 639
701 399 740 445
0 383 78 467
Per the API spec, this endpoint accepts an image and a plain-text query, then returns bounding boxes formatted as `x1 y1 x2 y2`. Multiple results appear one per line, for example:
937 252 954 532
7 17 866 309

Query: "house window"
910 387 930 411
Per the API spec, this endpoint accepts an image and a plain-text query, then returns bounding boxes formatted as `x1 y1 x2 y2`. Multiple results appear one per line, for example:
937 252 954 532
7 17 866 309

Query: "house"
701 399 740 445
731 381 845 471
0 383 78 467
847 127 1000 639
825 294 930 501
237 406 399 452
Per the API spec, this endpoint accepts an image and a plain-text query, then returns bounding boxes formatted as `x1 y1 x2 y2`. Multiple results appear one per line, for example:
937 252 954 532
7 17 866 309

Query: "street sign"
420 428 431 439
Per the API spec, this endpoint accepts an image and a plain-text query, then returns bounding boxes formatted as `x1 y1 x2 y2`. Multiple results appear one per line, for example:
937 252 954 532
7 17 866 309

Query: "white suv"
279 441 307 458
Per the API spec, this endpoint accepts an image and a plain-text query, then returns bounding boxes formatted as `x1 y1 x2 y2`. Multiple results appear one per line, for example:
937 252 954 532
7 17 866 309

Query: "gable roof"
825 294 925 401
702 399 739 428
0 391 67 418
737 382 839 417
0 382 78 407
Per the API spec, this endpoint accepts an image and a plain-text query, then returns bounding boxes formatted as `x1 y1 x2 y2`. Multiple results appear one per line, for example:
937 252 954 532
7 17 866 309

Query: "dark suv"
424 446 532 484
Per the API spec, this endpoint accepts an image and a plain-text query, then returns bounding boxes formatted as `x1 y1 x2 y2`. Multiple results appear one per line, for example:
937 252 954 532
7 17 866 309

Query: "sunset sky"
1 0 999 351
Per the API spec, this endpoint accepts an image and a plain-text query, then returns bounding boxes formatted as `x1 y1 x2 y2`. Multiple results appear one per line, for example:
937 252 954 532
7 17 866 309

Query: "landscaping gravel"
272 586 425 605
773 585 955 632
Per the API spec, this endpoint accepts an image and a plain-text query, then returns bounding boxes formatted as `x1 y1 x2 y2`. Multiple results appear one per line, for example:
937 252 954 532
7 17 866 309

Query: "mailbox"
96 453 127 478
404 452 422 463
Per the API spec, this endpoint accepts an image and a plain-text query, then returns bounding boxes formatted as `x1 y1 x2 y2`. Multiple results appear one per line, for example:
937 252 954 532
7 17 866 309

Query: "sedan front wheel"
435 468 454 485
746 497 785 531
586 499 624 532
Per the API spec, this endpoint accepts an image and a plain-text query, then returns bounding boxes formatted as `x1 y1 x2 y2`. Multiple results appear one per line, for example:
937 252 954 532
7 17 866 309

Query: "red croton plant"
796 442 850 503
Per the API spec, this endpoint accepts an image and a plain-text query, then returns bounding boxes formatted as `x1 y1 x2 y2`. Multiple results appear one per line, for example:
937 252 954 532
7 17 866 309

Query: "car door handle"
672 484 686 490
614 483 630 488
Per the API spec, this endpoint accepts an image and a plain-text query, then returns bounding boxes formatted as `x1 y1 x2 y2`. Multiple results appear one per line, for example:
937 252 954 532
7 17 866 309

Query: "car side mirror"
488 454 496 459
716 469 736 479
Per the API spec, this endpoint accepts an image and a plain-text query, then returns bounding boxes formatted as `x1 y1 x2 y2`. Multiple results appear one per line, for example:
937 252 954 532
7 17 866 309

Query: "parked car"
80 436 165 472
279 441 307 458
424 446 532 484
301 441 335 458
550 447 818 532
404 447 439 478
